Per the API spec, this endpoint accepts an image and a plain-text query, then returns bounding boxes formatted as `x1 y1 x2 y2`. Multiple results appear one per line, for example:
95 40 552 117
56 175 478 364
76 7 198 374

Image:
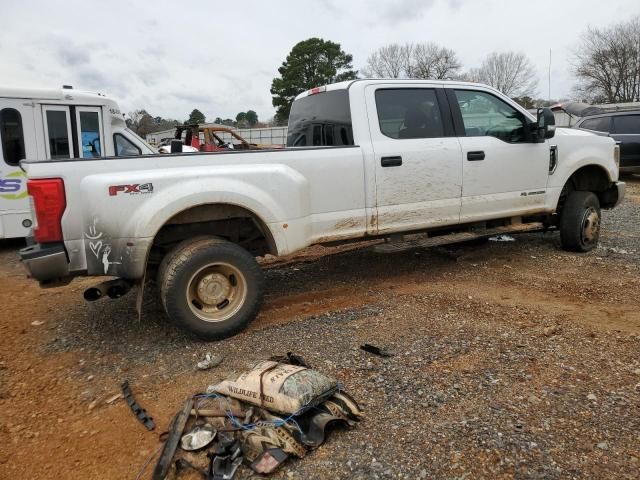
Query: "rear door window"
613 115 640 134
0 108 26 165
287 90 354 147
375 89 445 139
580 117 611 132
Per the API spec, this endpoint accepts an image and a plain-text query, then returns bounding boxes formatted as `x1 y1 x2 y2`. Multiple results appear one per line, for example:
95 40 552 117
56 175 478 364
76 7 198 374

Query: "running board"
373 222 544 253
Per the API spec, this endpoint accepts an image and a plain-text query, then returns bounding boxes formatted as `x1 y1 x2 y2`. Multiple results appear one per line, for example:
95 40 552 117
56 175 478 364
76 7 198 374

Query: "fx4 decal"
109 183 154 196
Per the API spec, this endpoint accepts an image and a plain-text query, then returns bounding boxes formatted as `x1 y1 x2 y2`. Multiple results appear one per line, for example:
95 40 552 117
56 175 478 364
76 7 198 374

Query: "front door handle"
467 151 485 161
381 156 402 167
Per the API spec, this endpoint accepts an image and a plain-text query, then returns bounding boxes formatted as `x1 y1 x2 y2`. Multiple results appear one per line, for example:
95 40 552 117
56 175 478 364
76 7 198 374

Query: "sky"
1 0 637 123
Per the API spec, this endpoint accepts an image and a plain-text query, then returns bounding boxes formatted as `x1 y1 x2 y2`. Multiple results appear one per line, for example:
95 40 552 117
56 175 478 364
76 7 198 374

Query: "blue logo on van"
0 171 27 200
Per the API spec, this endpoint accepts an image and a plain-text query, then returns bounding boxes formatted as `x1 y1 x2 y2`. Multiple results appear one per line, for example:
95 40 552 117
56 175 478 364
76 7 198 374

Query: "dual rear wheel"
157 237 263 340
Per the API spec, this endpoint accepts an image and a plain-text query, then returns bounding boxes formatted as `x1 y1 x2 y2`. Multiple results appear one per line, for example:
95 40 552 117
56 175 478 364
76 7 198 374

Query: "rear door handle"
467 151 485 161
381 156 402 167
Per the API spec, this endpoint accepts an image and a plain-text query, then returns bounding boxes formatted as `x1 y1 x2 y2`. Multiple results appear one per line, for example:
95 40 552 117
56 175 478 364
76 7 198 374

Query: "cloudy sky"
1 0 637 122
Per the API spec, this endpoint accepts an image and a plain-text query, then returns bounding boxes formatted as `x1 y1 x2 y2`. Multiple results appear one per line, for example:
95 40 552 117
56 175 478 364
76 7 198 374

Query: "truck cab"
0 86 154 239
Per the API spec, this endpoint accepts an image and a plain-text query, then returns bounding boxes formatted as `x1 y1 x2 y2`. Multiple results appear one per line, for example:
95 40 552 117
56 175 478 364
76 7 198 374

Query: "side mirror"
536 107 556 141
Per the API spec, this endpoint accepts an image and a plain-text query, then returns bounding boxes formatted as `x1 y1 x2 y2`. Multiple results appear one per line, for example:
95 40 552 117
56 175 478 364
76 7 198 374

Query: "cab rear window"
287 90 354 147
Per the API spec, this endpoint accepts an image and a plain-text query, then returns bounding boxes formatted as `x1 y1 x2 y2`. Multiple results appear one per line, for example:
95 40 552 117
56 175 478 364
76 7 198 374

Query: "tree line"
129 16 640 136
126 108 264 137
269 17 640 122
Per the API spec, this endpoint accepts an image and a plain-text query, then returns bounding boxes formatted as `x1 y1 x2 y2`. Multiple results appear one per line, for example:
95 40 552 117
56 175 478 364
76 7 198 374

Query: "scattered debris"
587 393 597 401
181 424 216 451
360 343 394 357
607 247 629 255
269 351 311 368
212 360 337 414
152 361 362 478
122 380 156 431
153 397 193 480
30 320 45 326
489 235 515 242
543 325 561 337
197 353 224 371
105 393 123 404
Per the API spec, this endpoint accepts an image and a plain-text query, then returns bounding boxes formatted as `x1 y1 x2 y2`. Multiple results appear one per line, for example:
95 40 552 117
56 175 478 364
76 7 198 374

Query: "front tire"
559 191 601 252
157 237 264 340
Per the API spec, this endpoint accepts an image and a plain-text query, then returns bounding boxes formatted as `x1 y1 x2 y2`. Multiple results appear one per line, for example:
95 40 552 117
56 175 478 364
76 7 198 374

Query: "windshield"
124 127 155 154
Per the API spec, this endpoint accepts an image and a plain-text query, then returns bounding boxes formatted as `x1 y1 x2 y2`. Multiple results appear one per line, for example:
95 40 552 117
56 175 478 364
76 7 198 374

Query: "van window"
0 108 26 165
79 111 102 158
580 117 611 132
613 115 640 134
454 90 527 143
287 90 354 147
46 110 71 159
114 133 142 156
375 89 445 139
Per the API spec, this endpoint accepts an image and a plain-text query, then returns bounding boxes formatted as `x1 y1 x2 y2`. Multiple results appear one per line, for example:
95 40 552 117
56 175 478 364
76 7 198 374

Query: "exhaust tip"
107 285 129 299
84 288 103 302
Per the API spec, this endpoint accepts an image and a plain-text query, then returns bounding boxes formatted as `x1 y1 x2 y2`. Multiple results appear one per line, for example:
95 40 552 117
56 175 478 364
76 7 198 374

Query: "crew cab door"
365 85 462 234
448 88 550 221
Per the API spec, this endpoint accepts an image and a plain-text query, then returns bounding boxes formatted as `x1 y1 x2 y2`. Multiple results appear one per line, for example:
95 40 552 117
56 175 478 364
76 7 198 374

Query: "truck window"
613 115 640 134
79 111 102 158
114 133 142 156
580 116 611 132
45 110 72 159
0 108 25 166
287 90 354 147
454 90 527 143
375 89 444 139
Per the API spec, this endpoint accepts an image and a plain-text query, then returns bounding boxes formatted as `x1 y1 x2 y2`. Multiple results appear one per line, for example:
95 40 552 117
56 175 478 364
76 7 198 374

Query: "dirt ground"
1 178 639 480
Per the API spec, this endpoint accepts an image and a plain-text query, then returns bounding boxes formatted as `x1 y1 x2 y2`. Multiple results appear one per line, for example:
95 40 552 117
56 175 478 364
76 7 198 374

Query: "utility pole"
548 48 552 101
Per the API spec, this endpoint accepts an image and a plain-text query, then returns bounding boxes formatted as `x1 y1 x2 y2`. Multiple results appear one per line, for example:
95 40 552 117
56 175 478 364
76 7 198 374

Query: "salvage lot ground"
1 178 639 480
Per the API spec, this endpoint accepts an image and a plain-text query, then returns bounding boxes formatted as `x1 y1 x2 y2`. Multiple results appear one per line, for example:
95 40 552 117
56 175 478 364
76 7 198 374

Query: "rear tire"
559 191 601 252
157 236 264 340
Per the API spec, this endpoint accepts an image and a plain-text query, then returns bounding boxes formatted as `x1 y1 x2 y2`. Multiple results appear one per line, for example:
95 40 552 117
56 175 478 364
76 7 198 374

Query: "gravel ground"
0 176 638 479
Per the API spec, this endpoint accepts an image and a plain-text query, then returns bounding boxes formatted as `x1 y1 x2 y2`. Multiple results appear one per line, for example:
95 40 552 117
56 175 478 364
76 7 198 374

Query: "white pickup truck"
19 79 625 340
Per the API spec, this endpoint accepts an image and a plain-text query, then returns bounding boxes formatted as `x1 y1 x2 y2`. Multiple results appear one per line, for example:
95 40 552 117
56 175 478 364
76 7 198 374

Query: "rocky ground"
0 177 639 479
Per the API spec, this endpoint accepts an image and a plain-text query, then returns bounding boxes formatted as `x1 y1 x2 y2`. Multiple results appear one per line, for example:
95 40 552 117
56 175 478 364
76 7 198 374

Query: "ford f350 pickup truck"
18 80 625 340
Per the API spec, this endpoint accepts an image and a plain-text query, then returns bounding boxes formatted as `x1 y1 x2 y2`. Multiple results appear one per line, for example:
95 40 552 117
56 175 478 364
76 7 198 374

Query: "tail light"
27 178 66 243
614 144 620 168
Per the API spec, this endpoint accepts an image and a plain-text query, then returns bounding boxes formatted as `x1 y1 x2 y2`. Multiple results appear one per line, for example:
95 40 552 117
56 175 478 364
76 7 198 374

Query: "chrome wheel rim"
581 207 600 244
186 262 247 322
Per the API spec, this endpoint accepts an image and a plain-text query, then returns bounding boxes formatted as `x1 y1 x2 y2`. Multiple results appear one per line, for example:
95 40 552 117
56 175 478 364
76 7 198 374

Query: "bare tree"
363 43 411 78
573 17 640 103
363 42 460 79
469 51 538 96
412 43 461 79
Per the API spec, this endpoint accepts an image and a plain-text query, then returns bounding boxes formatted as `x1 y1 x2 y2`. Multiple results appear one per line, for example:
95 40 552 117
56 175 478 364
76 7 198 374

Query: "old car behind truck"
18 79 625 340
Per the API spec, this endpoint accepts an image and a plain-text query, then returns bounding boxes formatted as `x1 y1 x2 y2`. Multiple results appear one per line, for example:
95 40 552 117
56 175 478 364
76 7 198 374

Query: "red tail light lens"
27 178 66 243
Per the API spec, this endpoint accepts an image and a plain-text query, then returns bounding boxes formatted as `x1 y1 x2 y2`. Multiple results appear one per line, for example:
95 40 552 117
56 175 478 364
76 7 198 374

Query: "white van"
0 86 155 239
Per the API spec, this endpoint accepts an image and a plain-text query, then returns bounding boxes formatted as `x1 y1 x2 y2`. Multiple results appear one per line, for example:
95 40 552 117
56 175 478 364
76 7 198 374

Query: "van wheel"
559 191 601 252
157 237 264 340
